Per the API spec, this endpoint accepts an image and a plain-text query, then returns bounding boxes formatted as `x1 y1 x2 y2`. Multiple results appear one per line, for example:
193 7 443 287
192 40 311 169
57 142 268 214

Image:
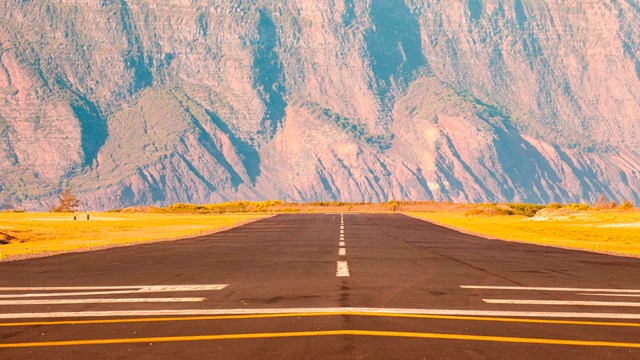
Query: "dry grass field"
409 208 640 257
1 201 638 261
0 212 265 261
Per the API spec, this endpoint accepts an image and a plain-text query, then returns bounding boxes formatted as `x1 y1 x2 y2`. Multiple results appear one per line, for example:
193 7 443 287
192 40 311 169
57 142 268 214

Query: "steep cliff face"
1 0 639 209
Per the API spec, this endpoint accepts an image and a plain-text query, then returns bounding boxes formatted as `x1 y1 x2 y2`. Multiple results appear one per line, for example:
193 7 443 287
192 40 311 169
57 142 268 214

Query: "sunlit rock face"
1 0 639 209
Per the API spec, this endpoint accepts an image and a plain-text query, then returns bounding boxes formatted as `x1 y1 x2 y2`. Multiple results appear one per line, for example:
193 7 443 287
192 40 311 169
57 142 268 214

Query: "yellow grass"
408 210 640 257
0 212 266 260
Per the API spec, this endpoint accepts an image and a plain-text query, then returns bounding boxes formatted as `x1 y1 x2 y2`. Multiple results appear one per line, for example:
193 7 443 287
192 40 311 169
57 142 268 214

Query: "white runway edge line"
0 298 206 306
461 285 640 293
336 261 350 277
483 299 640 307
5 308 640 320
0 285 228 299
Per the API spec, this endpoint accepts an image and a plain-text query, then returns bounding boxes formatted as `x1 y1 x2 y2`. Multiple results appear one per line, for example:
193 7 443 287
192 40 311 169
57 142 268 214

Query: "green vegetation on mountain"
305 103 394 150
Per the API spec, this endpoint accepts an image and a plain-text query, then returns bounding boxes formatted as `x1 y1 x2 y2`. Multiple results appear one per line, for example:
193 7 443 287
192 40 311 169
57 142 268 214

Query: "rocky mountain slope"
1 0 639 210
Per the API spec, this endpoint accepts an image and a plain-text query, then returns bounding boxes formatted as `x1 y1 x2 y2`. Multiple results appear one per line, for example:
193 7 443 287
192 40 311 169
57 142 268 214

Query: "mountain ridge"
1 0 639 210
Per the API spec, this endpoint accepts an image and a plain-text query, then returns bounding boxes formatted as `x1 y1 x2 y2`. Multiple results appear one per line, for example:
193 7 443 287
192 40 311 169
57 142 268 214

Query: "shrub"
465 205 513 217
386 200 400 211
546 203 563 210
618 200 635 210
508 203 545 217
565 203 591 211
165 203 201 213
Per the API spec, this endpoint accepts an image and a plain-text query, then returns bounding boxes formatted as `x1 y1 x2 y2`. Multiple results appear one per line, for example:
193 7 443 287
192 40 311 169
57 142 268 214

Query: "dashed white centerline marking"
483 299 640 307
0 298 206 305
336 261 350 277
462 286 640 293
337 216 348 277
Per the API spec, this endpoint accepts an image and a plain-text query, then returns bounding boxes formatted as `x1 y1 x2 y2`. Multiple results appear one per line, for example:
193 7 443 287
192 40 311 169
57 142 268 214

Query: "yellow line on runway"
351 330 640 348
2 312 640 328
1 330 640 349
0 330 340 348
345 312 640 327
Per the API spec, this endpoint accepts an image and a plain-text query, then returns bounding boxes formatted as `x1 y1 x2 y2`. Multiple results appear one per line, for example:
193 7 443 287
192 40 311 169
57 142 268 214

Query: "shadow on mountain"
623 41 640 81
179 110 244 188
441 131 498 200
206 109 261 185
72 96 107 168
254 10 286 138
468 0 483 21
623 0 640 12
553 146 620 202
486 119 571 203
119 0 152 91
514 0 527 28
342 0 356 26
364 0 427 102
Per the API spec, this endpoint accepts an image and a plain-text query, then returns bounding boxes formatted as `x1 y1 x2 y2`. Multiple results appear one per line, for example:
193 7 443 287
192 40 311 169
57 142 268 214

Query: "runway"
0 213 638 359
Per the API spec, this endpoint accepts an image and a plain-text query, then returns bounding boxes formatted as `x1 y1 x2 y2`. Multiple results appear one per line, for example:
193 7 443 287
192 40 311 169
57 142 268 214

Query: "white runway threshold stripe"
0 285 228 299
0 285 228 292
336 261 350 277
580 293 640 298
483 299 640 307
461 285 640 293
0 298 206 306
3 308 640 320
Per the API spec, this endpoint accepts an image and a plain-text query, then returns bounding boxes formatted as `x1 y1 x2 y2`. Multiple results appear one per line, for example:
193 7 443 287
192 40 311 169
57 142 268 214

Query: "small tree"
52 187 82 213
3 199 13 212
595 194 609 209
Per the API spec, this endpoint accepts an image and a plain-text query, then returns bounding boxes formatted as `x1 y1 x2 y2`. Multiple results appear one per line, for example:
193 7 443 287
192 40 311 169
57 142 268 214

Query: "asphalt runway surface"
0 213 639 359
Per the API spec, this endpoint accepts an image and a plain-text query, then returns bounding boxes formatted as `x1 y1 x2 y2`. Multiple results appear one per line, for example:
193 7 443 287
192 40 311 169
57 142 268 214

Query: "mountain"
1 0 639 210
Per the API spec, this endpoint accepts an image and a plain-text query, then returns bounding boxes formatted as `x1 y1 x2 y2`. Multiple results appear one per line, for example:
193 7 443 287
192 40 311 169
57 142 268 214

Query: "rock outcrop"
1 0 639 209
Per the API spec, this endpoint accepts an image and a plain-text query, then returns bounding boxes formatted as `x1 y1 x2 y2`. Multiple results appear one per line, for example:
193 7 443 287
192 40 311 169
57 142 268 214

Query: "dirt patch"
599 222 640 228
0 231 16 245
530 208 591 221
